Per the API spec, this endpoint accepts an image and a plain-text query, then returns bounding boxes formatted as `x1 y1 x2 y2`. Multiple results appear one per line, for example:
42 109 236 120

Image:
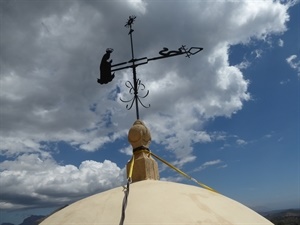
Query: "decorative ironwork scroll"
120 79 150 110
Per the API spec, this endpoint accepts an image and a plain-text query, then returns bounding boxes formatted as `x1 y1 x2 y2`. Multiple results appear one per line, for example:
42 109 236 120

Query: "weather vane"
98 15 203 120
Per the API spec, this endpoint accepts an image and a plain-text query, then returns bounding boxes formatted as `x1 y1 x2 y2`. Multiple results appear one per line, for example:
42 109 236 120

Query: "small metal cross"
98 15 203 120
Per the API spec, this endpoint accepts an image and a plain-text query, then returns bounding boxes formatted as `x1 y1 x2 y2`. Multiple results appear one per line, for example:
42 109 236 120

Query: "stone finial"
127 120 159 182
128 120 151 150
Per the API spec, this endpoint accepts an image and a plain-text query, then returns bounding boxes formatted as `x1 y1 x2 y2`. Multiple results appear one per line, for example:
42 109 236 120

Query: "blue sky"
0 0 299 224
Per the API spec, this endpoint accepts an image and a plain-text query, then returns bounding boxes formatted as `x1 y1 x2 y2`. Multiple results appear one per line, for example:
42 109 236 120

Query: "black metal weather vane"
98 15 203 120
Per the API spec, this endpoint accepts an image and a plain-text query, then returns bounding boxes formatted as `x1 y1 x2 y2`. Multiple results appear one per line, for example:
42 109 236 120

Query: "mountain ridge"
1 208 299 225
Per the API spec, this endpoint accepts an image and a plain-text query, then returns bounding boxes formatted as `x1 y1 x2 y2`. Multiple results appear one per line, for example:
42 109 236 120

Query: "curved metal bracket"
120 79 150 110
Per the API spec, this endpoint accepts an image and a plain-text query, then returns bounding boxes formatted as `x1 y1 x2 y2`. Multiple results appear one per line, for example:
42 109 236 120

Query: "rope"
119 155 134 225
133 146 149 152
150 152 218 193
118 150 218 225
127 155 135 179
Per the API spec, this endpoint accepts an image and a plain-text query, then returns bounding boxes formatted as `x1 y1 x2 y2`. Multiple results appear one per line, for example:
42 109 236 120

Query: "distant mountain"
19 215 45 225
1 207 298 225
0 215 45 225
262 209 300 225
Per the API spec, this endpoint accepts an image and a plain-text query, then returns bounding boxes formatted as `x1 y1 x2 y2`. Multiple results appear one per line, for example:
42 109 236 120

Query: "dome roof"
40 180 272 224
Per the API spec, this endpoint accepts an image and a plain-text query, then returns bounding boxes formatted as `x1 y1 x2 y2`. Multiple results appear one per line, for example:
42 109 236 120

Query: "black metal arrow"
110 46 203 73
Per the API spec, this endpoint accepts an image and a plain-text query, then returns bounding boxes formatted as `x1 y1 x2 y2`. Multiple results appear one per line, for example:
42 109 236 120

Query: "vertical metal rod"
129 24 140 120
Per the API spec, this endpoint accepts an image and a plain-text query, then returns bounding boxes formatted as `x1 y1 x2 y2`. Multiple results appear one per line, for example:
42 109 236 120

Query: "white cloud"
236 59 251 70
280 79 290 85
119 145 133 156
0 154 125 210
193 159 223 172
286 55 300 77
278 38 284 47
127 0 147 14
218 164 228 169
286 55 299 68
236 139 247 145
263 133 273 139
203 159 222 167
172 155 197 168
252 49 264 58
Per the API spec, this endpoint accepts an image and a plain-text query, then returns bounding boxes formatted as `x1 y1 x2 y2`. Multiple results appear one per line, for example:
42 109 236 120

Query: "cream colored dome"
41 121 273 224
40 180 273 225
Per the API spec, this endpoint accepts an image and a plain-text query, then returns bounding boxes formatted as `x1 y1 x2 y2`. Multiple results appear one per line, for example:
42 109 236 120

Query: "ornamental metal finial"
125 15 136 28
98 16 204 120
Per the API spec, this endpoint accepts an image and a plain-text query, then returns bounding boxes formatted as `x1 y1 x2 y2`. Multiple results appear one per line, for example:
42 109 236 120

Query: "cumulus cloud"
0 0 293 209
0 154 125 210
